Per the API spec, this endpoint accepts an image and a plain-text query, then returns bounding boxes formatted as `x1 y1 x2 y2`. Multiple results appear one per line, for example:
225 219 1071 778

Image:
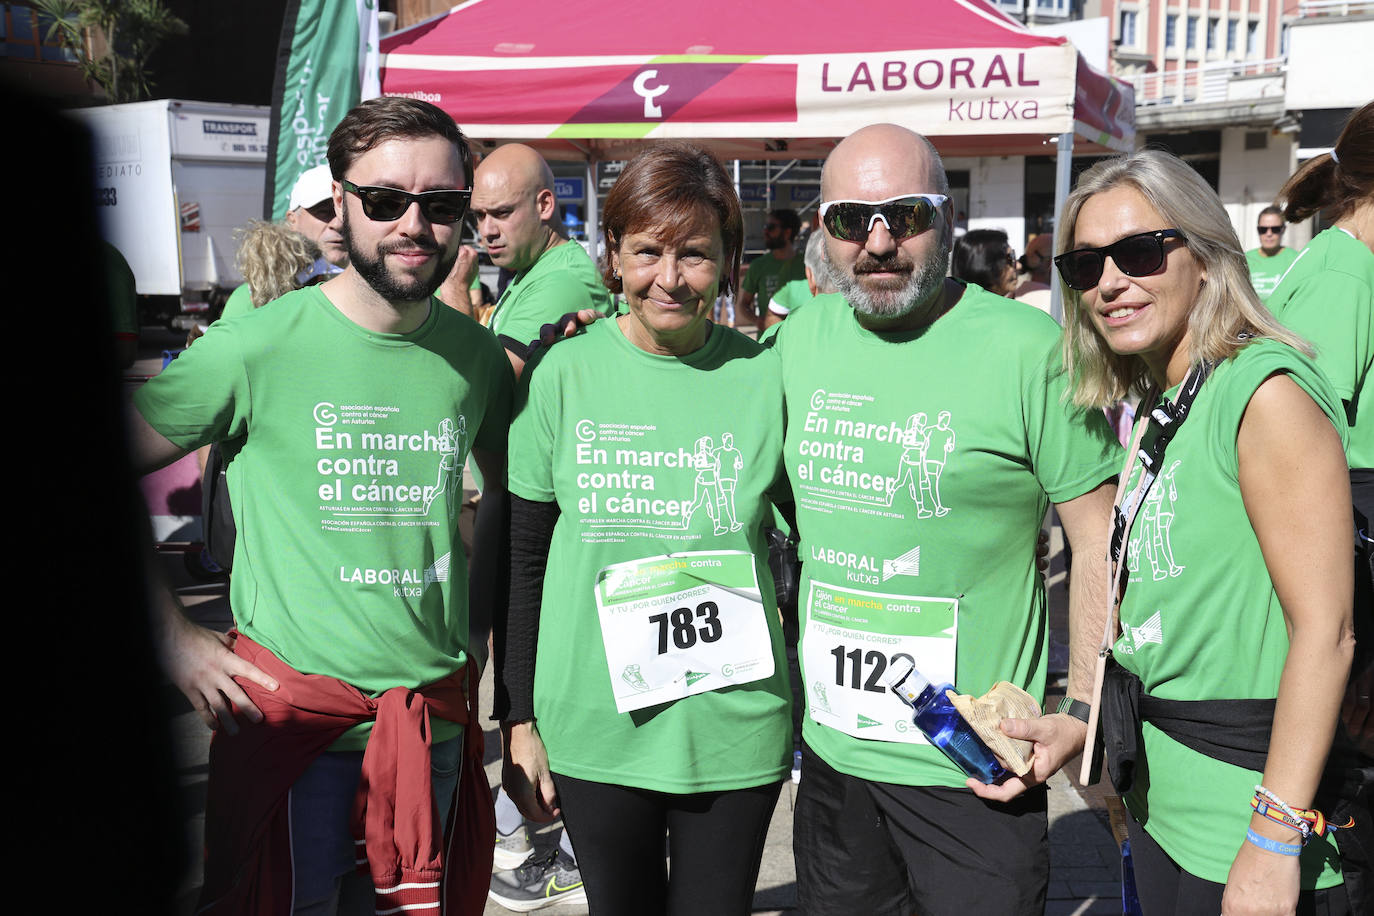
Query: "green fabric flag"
264 0 379 220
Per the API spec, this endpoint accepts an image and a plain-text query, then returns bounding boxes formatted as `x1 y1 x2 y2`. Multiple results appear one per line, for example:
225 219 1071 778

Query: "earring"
612 269 621 281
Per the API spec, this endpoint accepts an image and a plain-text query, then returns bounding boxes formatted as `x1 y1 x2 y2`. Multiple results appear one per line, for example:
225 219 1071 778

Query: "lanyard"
1079 360 1214 783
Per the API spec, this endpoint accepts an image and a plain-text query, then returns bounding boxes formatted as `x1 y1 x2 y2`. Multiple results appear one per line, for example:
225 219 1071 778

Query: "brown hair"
601 142 743 296
1277 100 1374 223
326 97 473 188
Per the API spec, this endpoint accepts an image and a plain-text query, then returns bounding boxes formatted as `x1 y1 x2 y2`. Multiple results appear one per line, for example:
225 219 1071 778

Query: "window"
1 3 78 62
1247 20 1260 56
1227 20 1237 52
1207 17 1219 50
1166 13 1178 48
1120 9 1138 47
1187 16 1199 50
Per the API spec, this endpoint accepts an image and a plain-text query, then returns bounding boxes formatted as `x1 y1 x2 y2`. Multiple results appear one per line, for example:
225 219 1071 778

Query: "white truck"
69 99 271 326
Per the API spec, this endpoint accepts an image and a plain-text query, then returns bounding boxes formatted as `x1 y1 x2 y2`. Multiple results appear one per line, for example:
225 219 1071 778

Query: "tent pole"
1050 131 1075 325
586 159 600 257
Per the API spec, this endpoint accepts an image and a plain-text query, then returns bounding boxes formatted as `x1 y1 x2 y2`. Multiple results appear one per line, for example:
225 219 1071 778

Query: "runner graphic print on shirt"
422 416 467 519
573 418 745 543
796 388 959 522
314 401 472 599
885 410 957 514
1127 459 1185 582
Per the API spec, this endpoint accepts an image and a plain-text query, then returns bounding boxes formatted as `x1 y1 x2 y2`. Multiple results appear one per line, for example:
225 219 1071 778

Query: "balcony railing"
1298 0 1374 16
1130 57 1286 106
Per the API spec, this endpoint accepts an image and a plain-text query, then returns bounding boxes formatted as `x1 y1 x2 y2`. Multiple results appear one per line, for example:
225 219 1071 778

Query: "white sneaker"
493 824 533 870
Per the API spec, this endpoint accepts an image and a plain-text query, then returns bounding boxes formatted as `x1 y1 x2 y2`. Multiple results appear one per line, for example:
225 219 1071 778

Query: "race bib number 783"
595 550 775 713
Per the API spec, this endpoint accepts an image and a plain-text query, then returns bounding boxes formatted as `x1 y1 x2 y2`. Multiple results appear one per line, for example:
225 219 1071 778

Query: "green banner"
264 0 378 220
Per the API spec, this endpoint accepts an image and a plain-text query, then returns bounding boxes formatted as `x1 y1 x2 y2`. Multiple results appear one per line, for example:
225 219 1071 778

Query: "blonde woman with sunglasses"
1057 149 1355 915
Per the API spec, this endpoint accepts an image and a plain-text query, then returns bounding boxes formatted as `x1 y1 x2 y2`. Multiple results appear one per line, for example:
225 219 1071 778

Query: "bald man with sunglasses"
766 124 1119 915
128 98 512 915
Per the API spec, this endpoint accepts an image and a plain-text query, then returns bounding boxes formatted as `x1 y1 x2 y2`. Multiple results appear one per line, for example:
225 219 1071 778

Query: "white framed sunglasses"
819 193 949 242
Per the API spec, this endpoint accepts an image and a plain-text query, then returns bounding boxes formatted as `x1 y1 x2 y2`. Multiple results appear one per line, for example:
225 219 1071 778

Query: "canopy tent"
379 0 1133 162
379 0 1134 319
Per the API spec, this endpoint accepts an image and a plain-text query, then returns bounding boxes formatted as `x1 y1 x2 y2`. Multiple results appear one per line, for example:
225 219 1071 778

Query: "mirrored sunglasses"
819 194 949 242
341 179 471 224
1054 229 1186 291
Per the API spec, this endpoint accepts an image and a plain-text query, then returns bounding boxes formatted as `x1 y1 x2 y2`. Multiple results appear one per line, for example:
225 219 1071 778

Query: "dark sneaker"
493 823 533 870
488 849 587 912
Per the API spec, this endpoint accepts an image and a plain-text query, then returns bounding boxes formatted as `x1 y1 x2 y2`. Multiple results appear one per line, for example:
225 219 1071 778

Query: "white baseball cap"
288 163 335 212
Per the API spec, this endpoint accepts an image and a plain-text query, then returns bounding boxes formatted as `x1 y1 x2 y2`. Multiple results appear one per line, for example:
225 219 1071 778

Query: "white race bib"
595 550 775 713
802 579 958 743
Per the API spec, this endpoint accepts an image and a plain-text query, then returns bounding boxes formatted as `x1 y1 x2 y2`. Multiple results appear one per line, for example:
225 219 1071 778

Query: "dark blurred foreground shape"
0 76 185 915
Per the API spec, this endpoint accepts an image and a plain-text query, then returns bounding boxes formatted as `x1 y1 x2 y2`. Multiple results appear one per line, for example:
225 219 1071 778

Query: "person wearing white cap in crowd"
218 164 349 322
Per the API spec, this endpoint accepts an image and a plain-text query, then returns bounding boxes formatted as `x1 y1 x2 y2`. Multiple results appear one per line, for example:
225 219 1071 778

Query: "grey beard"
832 250 948 321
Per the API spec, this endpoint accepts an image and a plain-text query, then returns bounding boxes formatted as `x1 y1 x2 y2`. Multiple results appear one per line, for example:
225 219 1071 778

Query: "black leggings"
1128 815 1351 915
552 773 782 916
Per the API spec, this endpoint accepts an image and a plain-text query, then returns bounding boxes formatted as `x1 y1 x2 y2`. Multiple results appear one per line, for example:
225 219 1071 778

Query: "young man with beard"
766 123 1119 915
738 207 806 330
130 98 512 915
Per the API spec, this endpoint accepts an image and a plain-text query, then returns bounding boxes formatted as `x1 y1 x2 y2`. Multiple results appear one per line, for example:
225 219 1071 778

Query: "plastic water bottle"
884 657 1007 784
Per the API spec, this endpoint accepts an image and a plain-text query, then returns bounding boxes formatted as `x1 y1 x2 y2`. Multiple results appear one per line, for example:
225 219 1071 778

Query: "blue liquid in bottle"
884 657 1007 784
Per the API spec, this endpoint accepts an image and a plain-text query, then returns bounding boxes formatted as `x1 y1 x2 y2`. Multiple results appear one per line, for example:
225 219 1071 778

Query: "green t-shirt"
1115 339 1347 887
508 317 792 793
219 283 255 321
136 286 514 747
488 240 612 346
768 284 1120 787
1266 227 1374 470
767 278 813 317
742 252 806 312
1245 246 1298 302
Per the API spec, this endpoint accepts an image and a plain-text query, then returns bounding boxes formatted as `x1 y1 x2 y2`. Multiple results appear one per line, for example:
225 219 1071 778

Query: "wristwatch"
1055 697 1091 724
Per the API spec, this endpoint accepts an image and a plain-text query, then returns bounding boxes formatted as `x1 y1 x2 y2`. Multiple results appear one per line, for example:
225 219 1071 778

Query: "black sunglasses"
819 194 948 243
302 199 337 222
1256 225 1283 234
1054 229 1186 291
341 179 471 224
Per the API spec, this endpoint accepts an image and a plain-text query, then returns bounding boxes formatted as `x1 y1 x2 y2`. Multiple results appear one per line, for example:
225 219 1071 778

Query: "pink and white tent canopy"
379 0 1134 162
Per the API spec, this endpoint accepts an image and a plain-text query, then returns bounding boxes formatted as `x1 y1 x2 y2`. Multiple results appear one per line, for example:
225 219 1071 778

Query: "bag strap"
1080 360 1214 783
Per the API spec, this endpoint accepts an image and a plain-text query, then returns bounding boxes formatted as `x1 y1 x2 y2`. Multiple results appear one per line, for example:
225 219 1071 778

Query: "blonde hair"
1057 149 1309 407
234 220 320 307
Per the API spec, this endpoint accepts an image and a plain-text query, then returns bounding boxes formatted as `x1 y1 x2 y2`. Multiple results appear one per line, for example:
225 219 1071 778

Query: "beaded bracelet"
1246 828 1302 857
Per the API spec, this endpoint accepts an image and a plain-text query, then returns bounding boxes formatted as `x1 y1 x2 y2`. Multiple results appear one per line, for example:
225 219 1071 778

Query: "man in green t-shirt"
775 124 1118 915
738 207 807 330
1245 206 1298 303
130 98 512 914
761 229 835 331
462 143 612 377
